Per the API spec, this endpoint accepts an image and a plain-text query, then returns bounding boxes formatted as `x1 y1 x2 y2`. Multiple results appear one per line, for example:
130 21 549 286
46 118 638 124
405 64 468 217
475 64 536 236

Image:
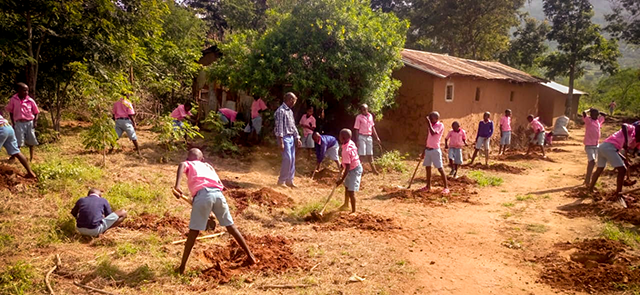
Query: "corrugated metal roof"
541 81 587 95
401 49 545 83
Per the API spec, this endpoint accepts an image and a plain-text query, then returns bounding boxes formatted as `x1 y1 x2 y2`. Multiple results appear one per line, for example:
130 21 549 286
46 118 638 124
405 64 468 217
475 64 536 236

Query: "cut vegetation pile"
122 212 187 235
225 187 294 212
467 163 525 174
200 235 305 284
537 239 640 293
560 189 640 225
0 164 35 190
312 212 401 232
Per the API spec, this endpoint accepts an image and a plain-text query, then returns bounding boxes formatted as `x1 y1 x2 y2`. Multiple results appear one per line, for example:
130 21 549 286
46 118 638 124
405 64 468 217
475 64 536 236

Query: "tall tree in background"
500 14 550 71
606 0 640 44
400 0 524 60
542 0 619 117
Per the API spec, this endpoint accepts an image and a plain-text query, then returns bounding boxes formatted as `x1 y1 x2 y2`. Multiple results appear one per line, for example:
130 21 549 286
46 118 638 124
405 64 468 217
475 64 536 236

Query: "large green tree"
500 14 550 71
542 0 620 117
606 0 640 45
209 0 407 113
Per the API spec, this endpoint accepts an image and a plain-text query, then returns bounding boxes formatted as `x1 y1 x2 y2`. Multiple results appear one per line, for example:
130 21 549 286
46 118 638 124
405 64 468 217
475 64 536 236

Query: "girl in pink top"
444 121 468 177
173 148 256 274
353 104 380 174
420 112 449 194
526 115 546 158
582 108 606 185
299 106 316 152
336 129 363 213
498 109 512 155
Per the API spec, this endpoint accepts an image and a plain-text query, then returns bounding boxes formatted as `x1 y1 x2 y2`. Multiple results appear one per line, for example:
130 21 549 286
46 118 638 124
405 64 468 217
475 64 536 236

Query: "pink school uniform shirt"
184 160 224 197
530 117 544 133
170 105 192 121
218 108 237 122
354 113 375 135
112 98 135 118
583 116 605 146
299 115 316 137
500 116 511 132
604 124 636 150
446 129 466 148
425 121 445 149
0 115 8 125
251 99 267 119
341 140 361 170
5 94 39 121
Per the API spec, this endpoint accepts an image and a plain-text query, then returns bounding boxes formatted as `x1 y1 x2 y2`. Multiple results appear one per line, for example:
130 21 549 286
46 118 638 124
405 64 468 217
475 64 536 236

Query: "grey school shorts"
423 148 443 169
501 131 511 145
14 120 38 147
475 136 490 150
597 142 625 168
585 145 598 162
344 164 363 192
301 133 315 148
326 144 339 161
448 147 463 165
115 118 137 141
190 187 234 231
76 212 120 237
357 134 374 156
244 116 264 134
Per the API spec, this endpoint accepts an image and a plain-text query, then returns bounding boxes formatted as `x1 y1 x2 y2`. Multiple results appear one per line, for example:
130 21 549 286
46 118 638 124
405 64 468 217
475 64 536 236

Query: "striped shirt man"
274 103 300 139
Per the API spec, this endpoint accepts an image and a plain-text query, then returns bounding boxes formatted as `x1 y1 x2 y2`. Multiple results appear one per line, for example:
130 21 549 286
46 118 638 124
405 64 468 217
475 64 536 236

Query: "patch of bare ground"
558 188 640 225
122 211 188 236
307 211 401 232
225 187 294 213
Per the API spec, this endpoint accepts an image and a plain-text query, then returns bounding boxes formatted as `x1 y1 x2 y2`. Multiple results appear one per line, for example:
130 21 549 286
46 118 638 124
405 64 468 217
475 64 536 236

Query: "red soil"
122 212 188 236
225 187 294 212
0 164 35 191
559 188 640 225
467 163 526 174
311 212 402 232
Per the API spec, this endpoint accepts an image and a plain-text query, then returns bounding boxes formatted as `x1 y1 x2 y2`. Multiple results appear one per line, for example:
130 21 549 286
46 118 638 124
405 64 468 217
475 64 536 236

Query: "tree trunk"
565 66 576 118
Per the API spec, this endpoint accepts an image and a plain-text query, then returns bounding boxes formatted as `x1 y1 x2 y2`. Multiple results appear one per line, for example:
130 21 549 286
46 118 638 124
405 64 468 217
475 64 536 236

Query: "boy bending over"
173 148 256 274
71 188 127 237
336 129 363 213
312 132 341 172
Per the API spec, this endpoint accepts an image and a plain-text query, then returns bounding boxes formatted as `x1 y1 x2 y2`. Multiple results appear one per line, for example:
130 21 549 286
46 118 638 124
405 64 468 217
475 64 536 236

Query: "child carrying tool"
420 112 449 194
444 121 467 178
499 109 512 155
336 129 363 213
469 112 493 166
173 148 256 274
582 108 606 186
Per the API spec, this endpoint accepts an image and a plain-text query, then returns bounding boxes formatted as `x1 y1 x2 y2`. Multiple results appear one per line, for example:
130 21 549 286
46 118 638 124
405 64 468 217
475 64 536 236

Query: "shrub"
374 150 408 173
32 158 103 193
202 111 245 156
82 114 119 165
0 261 37 295
154 115 203 152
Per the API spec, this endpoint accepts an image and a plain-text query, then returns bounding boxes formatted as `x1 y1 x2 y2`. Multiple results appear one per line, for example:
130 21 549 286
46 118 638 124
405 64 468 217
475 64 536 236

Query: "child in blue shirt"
71 188 127 237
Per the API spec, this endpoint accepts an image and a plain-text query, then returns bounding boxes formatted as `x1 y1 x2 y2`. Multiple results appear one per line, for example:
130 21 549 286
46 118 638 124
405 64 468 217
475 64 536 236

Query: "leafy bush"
468 170 503 187
202 111 245 156
0 261 37 295
374 150 408 173
155 115 203 153
83 114 119 165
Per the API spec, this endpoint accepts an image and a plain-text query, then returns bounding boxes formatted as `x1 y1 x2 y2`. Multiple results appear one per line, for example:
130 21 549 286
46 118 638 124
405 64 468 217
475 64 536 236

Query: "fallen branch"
73 282 120 295
45 254 61 295
309 263 320 272
258 284 317 289
171 232 225 245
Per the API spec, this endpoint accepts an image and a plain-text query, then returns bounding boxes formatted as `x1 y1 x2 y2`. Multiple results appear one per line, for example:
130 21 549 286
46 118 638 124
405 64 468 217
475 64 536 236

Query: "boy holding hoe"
173 148 256 274
336 129 363 213
445 121 467 178
582 108 606 186
469 112 493 166
312 132 341 173
0 114 36 178
420 112 449 194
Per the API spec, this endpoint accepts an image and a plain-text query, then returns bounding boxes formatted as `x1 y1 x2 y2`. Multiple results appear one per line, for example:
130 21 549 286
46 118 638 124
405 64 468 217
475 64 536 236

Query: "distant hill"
523 0 639 68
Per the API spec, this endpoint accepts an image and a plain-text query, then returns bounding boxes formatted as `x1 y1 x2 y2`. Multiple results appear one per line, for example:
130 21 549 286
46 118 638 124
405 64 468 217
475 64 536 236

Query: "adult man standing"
5 83 39 161
274 92 302 188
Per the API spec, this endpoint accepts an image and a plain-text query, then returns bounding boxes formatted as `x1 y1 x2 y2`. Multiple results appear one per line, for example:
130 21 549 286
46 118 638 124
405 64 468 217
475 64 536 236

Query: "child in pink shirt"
526 115 546 158
353 104 380 174
170 104 193 122
111 95 141 156
244 97 268 137
336 129 363 213
173 148 256 274
5 83 40 161
445 121 467 178
498 109 512 155
420 112 449 194
299 106 316 152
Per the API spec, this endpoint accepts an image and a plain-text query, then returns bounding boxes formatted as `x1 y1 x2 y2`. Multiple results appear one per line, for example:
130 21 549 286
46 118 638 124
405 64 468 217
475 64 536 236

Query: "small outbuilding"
537 81 587 126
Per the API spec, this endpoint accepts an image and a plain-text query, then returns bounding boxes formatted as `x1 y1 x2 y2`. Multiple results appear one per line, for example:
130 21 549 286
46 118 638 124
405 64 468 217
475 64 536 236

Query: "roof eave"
402 59 447 78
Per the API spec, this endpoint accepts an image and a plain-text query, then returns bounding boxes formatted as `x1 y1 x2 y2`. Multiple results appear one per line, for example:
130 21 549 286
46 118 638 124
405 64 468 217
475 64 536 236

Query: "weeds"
501 238 523 249
0 261 37 295
602 222 640 248
374 151 408 173
106 182 166 213
36 216 77 247
515 194 535 201
468 171 503 187
116 242 140 258
526 224 549 233
291 198 341 218
502 202 515 207
33 158 102 193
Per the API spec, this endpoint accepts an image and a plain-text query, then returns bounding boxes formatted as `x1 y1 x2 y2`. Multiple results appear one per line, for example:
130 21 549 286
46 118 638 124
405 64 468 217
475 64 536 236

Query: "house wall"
431 76 539 142
537 85 582 126
378 66 434 145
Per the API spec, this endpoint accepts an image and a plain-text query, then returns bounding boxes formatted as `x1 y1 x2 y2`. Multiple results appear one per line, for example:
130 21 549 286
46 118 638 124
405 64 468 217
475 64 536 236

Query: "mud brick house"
377 49 546 145
537 81 586 126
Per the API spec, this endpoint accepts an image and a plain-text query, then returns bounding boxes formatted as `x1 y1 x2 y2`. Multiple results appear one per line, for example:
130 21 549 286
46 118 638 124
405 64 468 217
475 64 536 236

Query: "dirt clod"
537 239 640 293
122 212 187 236
225 187 294 212
200 235 305 284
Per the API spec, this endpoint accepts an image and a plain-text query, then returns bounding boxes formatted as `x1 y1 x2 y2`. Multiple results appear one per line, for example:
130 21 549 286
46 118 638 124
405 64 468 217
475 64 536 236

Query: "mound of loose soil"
200 235 305 284
560 189 640 225
225 187 294 212
122 212 187 235
537 239 640 293
467 163 526 174
310 212 401 231
0 164 35 191
313 168 341 186
379 182 478 206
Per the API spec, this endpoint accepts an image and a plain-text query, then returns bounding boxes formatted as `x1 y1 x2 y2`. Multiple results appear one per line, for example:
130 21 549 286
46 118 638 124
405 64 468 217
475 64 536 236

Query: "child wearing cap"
420 112 449 194
469 112 493 166
582 108 606 186
445 121 467 178
499 109 512 155
173 148 256 274
336 129 363 213
526 115 546 158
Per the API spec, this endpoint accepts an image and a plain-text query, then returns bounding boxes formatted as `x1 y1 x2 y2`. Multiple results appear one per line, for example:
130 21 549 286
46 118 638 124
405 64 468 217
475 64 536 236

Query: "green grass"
515 194 535 202
374 150 408 173
95 257 155 287
32 158 103 193
602 222 640 248
526 224 549 233
502 202 515 207
36 215 77 247
106 182 167 213
0 261 38 295
468 170 503 187
291 197 341 219
116 242 141 258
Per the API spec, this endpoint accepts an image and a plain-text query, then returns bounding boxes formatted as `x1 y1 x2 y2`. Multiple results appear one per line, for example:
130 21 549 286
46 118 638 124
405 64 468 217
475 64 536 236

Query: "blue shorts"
501 131 511 145
357 134 374 156
14 120 38 147
0 125 21 156
244 116 263 134
218 112 230 125
448 147 463 165
475 137 490 150
172 120 184 130
190 187 234 231
423 148 443 169
115 118 137 141
585 145 598 162
597 142 624 168
76 212 120 237
344 164 363 192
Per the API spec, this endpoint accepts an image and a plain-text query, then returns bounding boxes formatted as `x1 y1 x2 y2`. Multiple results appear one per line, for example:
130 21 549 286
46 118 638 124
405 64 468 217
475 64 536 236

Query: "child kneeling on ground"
71 188 127 237
173 148 256 274
336 129 363 213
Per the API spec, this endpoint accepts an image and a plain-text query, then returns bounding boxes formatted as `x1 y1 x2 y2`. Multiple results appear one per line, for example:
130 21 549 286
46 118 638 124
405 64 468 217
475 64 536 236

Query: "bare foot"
24 172 37 179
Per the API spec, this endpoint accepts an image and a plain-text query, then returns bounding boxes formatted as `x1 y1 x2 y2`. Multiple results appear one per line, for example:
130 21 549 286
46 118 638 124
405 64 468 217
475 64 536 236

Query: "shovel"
172 188 217 231
310 185 339 220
